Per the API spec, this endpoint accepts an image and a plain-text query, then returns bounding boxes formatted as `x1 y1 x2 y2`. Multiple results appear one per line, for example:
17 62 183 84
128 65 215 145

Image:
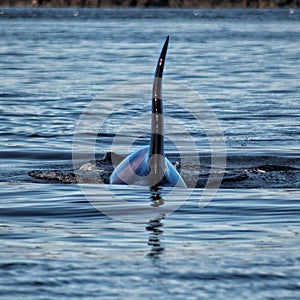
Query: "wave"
27 152 300 189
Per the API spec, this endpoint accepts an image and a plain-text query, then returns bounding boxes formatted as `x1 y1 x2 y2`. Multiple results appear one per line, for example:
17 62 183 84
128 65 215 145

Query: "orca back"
110 146 186 188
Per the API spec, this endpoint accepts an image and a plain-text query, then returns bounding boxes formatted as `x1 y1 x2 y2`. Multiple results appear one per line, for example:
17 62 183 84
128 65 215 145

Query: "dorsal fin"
149 36 169 160
110 36 186 188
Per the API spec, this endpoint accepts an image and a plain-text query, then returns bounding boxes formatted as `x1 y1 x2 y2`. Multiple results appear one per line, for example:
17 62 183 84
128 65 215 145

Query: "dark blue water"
1 8 300 299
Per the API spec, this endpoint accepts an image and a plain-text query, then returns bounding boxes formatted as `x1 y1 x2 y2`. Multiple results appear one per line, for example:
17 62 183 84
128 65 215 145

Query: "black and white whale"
110 36 187 189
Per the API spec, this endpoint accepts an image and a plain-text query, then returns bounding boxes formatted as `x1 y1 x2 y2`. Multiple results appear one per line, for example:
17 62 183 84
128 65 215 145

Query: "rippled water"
1 8 300 299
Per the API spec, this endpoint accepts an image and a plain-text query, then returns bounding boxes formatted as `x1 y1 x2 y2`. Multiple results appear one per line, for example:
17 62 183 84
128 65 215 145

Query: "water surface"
0 8 300 299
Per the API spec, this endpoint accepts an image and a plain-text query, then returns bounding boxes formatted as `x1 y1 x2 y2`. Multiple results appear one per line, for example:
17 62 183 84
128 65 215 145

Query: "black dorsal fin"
149 36 169 159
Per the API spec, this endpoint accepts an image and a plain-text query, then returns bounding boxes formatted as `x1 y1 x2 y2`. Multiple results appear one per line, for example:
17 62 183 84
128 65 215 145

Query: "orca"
110 36 186 189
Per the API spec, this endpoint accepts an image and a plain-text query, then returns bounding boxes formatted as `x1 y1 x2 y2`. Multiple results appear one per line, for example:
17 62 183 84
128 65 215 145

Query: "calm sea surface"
1 8 300 299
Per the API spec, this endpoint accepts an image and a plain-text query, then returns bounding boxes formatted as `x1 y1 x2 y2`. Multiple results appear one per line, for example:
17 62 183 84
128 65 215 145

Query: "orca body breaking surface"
110 36 186 189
